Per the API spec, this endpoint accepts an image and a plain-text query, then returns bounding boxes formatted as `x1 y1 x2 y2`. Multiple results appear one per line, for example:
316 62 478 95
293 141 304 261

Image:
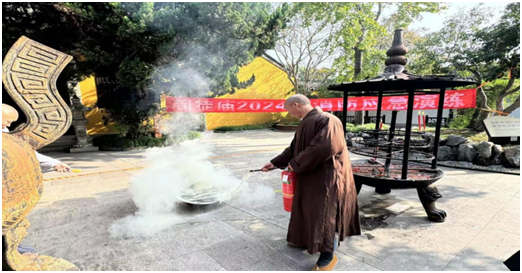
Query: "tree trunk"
495 98 505 113
354 49 363 77
473 87 490 131
473 109 489 131
293 81 300 94
494 76 516 113
288 75 299 94
468 69 489 131
354 49 364 125
504 96 520 114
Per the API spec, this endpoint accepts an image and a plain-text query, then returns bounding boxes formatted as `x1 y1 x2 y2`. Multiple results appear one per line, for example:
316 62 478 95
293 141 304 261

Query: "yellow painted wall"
78 76 117 135
79 56 294 134
205 57 295 130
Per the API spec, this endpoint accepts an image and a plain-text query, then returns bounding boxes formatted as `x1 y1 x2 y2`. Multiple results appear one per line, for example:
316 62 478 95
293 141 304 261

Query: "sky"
408 2 511 32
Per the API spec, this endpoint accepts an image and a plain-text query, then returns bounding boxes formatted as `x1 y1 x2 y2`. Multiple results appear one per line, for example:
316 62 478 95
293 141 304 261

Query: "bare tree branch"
272 11 339 94
503 85 520 97
499 73 516 95
492 69 517 111
468 67 489 109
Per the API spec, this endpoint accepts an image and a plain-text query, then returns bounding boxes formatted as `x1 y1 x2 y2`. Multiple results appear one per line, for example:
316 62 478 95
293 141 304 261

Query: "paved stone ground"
22 130 519 271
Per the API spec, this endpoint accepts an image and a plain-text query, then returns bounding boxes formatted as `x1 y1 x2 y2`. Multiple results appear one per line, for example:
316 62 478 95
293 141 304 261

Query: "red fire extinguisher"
281 168 297 212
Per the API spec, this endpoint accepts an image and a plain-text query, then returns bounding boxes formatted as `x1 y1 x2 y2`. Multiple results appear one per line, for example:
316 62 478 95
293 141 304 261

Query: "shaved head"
284 94 314 119
285 94 311 106
2 104 19 129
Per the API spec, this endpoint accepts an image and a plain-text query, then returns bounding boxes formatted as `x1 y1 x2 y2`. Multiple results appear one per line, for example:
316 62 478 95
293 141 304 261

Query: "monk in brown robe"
262 94 361 271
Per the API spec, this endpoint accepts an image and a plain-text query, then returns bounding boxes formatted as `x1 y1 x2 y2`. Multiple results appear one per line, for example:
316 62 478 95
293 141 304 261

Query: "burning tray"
176 183 239 205
175 172 250 205
351 159 443 189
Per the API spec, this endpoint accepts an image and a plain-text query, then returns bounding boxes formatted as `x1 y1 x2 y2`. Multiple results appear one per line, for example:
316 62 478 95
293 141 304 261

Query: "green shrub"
449 109 475 129
93 131 201 149
171 131 202 143
468 132 489 143
280 121 300 125
214 124 273 132
346 123 390 133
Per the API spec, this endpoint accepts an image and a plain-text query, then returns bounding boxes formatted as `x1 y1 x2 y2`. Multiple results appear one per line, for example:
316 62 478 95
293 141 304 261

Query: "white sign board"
483 116 520 138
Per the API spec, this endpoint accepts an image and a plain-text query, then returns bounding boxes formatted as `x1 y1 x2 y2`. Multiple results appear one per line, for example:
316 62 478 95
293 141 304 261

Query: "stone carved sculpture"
2 36 78 270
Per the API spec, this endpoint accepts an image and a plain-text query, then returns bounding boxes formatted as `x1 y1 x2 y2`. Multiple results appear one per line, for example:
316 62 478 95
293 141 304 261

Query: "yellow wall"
78 76 117 135
205 57 295 130
79 56 295 134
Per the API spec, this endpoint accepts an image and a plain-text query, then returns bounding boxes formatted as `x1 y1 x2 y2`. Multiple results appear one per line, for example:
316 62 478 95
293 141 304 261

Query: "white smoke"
108 214 181 239
108 65 281 238
234 179 277 205
160 112 204 141
109 136 279 238
110 140 242 238
109 6 278 239
154 62 214 97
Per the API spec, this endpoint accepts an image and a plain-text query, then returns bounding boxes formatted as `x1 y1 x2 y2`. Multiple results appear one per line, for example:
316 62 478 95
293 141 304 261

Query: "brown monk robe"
263 95 360 266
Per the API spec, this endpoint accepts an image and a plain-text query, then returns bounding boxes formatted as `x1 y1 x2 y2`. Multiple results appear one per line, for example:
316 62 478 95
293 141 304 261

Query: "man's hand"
262 162 275 172
288 164 294 171
53 162 71 173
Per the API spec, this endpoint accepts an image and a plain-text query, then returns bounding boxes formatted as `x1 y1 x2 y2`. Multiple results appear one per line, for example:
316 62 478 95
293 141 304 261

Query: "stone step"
37 135 77 153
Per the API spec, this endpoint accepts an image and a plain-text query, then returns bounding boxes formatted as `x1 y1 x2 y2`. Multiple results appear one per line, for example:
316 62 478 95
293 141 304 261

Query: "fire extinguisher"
281 168 297 212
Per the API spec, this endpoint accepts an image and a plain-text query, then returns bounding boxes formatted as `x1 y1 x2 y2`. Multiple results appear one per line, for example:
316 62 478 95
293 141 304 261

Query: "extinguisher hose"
249 167 283 172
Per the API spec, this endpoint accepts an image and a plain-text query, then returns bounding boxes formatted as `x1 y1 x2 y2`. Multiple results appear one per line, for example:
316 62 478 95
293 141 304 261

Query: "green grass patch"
346 123 390 133
214 124 273 132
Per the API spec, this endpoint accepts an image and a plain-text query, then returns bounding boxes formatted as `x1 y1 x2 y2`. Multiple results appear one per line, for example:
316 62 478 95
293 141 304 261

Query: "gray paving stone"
444 228 519 271
155 250 227 271
19 131 519 271
377 249 448 271
204 234 278 270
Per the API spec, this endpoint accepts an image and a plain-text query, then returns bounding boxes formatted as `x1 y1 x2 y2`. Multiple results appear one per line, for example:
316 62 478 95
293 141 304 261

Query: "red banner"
166 89 476 113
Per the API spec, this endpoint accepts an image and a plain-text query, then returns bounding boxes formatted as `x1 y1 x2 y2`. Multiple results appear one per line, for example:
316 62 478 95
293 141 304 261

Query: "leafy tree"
471 3 520 118
289 2 445 124
2 2 289 138
407 3 520 130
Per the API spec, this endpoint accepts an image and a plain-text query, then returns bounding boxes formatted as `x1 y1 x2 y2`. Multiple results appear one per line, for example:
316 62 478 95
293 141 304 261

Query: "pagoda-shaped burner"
328 29 478 223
